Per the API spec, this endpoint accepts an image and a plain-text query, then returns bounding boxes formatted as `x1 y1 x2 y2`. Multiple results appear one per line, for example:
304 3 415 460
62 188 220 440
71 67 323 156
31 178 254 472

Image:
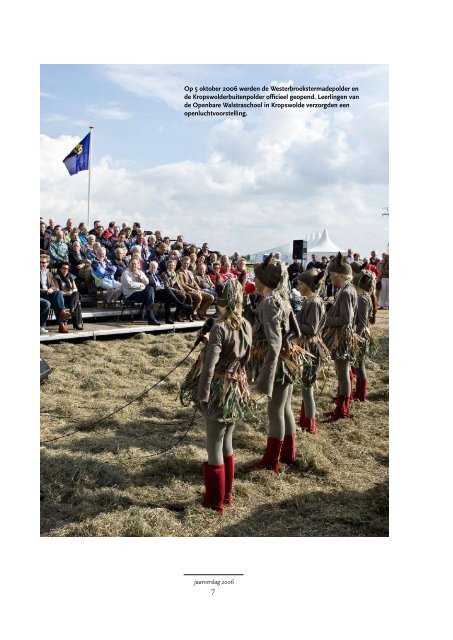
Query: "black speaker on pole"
292 239 307 260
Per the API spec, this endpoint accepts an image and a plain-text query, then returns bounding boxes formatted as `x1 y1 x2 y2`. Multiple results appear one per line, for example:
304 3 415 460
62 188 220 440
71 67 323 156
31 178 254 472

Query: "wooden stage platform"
40 306 205 342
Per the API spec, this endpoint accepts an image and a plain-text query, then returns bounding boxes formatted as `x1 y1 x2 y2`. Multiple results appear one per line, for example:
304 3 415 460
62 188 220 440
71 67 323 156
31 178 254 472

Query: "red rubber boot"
280 434 297 465
358 378 368 402
348 368 355 401
323 395 352 423
302 418 317 434
297 402 305 429
223 455 234 505
202 462 225 513
246 437 283 473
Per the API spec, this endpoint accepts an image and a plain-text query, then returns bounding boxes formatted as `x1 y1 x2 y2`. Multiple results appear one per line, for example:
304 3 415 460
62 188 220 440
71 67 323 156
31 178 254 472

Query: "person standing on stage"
322 252 358 422
180 278 253 513
295 269 329 434
247 254 303 472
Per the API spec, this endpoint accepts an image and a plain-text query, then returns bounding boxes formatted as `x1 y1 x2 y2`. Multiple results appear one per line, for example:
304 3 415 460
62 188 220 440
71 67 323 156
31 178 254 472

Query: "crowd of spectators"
40 218 389 334
288 249 390 311
39 217 253 334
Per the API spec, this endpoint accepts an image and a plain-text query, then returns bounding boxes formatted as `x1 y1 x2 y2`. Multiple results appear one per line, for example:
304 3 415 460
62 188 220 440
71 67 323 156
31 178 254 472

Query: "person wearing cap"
180 278 253 513
322 252 358 421
295 269 329 434
352 267 377 401
246 255 302 472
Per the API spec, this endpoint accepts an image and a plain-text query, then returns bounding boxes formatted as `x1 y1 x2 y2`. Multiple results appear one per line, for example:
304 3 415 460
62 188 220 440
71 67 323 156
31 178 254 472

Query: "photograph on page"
40 63 389 538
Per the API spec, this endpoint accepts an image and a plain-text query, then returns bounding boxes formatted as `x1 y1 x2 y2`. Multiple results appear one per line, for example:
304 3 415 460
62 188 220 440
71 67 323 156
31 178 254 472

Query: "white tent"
307 229 344 256
249 229 344 263
306 230 322 248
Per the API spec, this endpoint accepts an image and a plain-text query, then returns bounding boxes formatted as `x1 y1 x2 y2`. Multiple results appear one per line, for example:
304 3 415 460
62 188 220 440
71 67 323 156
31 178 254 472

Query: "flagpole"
87 126 94 229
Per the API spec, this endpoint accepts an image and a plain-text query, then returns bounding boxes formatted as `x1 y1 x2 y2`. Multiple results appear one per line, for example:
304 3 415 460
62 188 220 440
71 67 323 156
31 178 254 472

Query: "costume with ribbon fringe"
354 291 378 363
246 256 307 472
296 295 330 387
180 323 253 422
180 278 253 513
322 253 359 422
294 270 329 434
249 292 310 388
351 271 379 401
322 281 358 363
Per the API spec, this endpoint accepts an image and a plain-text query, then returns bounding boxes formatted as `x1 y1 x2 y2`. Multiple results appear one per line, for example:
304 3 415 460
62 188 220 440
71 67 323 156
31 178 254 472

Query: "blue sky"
40 64 389 256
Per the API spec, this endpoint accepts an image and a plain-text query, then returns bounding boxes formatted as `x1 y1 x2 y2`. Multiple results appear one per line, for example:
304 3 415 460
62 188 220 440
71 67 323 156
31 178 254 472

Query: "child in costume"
322 252 358 422
352 267 377 401
247 255 304 472
295 269 329 434
180 278 253 513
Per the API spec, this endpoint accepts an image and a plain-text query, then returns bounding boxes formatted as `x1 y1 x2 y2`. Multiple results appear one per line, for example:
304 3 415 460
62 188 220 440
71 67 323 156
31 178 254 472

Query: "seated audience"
209 262 227 284
49 228 69 267
232 257 248 278
40 254 71 333
194 262 217 299
46 218 57 236
102 221 116 240
40 221 52 253
231 251 241 267
188 252 198 272
219 256 236 278
91 247 123 305
172 241 184 256
40 298 51 335
177 255 214 320
161 258 193 321
68 240 92 291
120 257 160 325
78 223 89 245
197 242 210 259
62 218 75 239
128 245 147 272
84 235 98 260
148 261 192 324
207 252 218 273
109 225 121 245
88 220 101 236
130 222 141 238
52 262 84 330
171 234 184 250
112 247 129 281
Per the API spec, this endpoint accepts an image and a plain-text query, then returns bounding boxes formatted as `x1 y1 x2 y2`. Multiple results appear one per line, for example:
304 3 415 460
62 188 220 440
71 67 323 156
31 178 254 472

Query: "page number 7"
211 589 215 595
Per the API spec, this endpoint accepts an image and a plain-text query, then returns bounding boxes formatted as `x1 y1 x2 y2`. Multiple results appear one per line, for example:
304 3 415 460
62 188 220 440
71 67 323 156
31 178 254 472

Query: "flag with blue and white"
63 132 90 175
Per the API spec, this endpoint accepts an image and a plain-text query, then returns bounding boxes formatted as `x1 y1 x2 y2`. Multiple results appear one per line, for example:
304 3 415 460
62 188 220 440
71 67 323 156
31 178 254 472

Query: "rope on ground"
40 346 197 445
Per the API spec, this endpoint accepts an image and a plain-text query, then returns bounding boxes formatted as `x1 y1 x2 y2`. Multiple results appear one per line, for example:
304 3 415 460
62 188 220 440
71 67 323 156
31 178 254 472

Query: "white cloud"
102 64 231 110
41 101 389 257
86 104 132 120
44 113 68 123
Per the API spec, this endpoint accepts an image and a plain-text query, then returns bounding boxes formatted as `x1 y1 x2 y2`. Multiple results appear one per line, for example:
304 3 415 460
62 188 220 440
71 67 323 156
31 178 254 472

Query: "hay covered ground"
40 311 389 537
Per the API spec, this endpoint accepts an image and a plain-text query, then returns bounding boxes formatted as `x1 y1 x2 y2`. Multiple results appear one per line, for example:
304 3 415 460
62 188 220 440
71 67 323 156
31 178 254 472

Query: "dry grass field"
40 311 389 537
